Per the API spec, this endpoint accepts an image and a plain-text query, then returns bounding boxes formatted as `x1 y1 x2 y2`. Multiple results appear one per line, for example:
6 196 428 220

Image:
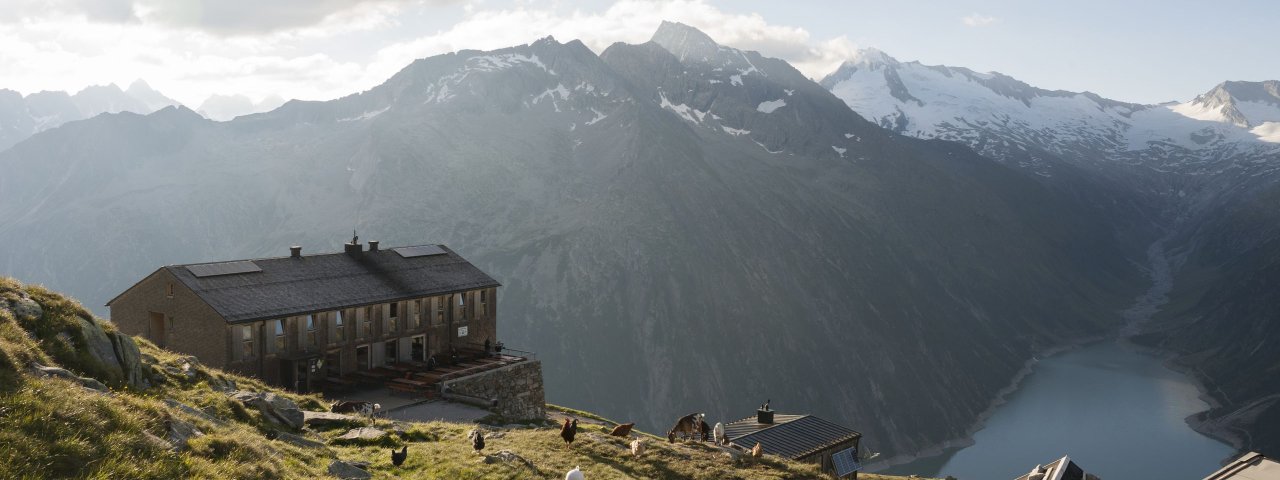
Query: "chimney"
757 401 774 424
344 241 363 256
289 246 302 258
368 240 379 252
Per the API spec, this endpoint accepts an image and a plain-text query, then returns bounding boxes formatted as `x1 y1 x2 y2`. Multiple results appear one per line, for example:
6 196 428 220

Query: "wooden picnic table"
389 378 430 388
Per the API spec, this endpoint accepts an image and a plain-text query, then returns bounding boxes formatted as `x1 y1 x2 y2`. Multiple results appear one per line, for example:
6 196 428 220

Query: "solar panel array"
831 447 861 478
393 245 447 258
187 260 262 278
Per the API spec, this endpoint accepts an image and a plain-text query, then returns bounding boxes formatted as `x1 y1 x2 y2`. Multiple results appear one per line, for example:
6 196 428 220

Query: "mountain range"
0 21 1277 463
0 80 181 151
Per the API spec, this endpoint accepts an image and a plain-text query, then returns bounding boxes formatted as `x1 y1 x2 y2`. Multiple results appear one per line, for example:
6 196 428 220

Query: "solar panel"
393 245 446 258
187 261 262 278
831 447 862 478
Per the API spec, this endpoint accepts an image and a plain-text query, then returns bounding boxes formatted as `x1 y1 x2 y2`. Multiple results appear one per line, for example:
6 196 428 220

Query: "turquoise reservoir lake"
882 341 1234 479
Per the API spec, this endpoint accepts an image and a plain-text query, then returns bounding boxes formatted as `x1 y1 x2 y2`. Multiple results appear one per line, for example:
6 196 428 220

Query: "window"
385 303 397 335
333 311 345 343
271 319 285 353
166 283 174 298
479 290 488 316
239 325 255 360
306 315 317 347
412 300 422 328
456 293 466 321
384 340 397 365
434 297 445 325
360 307 372 338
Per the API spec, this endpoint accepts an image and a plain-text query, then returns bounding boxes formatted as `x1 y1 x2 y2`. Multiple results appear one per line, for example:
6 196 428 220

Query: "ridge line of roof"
163 243 451 268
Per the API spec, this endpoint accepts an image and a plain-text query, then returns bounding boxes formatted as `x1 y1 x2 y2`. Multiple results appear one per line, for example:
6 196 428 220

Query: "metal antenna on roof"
351 230 359 245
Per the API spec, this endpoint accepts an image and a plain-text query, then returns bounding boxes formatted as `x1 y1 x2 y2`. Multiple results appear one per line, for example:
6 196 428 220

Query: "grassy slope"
0 277 932 479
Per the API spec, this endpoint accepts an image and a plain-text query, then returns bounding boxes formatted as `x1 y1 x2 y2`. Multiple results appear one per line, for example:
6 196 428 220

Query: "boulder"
229 391 304 430
332 427 389 444
109 331 146 389
482 450 535 469
206 374 237 392
303 410 362 427
166 416 204 450
10 297 42 320
28 362 108 392
78 317 121 379
326 460 371 480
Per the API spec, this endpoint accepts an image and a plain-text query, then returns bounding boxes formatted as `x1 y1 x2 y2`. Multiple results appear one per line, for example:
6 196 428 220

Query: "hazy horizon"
1 0 1275 109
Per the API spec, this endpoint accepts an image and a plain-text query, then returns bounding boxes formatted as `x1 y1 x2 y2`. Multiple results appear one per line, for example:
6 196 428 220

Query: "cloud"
961 13 999 27
367 0 859 84
0 0 864 111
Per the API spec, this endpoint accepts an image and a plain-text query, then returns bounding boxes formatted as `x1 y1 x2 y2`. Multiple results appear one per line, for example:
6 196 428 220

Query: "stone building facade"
107 240 501 392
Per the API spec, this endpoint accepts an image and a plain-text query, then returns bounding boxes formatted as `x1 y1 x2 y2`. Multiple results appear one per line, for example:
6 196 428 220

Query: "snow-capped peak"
846 48 897 69
650 21 725 63
1172 80 1280 128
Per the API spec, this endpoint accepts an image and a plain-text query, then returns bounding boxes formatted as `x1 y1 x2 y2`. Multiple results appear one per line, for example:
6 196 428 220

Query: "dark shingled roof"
156 244 500 324
724 414 861 461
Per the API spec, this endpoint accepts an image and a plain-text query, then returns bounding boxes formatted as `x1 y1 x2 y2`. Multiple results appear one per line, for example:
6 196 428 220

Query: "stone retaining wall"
441 359 546 420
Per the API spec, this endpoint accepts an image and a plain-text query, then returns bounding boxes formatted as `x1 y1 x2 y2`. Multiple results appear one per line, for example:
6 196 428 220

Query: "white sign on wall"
457 326 468 337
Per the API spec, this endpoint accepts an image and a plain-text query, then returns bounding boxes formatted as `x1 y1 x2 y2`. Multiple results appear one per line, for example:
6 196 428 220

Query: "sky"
0 0 1275 109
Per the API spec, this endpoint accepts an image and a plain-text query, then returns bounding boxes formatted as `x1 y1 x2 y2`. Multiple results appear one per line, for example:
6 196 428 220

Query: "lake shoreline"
870 238 1237 474
864 333 1108 472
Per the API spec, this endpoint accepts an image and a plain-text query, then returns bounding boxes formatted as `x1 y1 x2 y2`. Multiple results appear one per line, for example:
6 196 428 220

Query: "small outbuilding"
1202 452 1280 480
724 405 863 478
1014 455 1099 480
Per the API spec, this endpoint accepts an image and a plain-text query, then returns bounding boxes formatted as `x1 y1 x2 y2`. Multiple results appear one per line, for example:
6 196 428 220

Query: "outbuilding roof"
1202 452 1280 480
111 244 500 324
724 414 861 460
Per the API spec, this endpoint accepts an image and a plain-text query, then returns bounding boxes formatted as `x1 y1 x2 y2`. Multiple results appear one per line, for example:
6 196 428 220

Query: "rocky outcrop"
327 460 371 480
228 391 304 430
76 316 147 389
303 410 362 428
272 431 326 450
164 398 226 426
165 416 204 451
482 450 535 469
9 296 42 320
109 329 145 389
331 427 388 445
27 361 107 392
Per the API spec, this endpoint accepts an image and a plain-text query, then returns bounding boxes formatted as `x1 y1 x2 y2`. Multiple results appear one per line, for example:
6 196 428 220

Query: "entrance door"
355 345 370 371
148 312 166 347
411 335 426 361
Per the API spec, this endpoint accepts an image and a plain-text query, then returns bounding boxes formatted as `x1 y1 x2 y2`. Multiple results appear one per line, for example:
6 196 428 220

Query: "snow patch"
1252 122 1280 143
753 140 782 154
585 108 608 125
659 92 707 124
338 106 389 122
785 89 795 96
730 75 743 86
832 146 847 158
757 99 787 113
721 126 750 136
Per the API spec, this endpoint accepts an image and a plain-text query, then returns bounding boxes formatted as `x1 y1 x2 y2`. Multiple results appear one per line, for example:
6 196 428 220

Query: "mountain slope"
821 47 1280 459
0 81 181 151
0 27 1141 460
3 277 886 479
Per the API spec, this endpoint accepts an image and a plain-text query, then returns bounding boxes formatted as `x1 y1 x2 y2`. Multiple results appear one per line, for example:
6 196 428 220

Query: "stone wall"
442 359 546 420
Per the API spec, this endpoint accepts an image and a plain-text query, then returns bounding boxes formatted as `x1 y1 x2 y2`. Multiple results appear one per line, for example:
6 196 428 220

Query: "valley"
1 18 1278 469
